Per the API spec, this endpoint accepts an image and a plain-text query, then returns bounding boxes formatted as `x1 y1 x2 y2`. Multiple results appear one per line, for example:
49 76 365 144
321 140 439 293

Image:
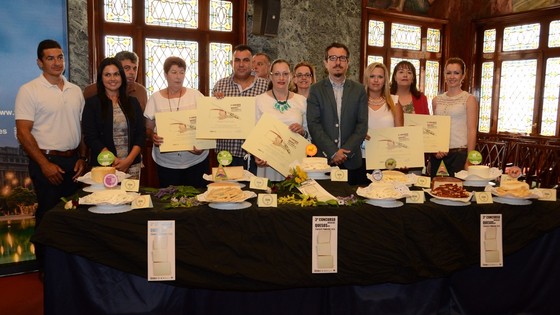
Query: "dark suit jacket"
307 78 368 169
82 95 146 166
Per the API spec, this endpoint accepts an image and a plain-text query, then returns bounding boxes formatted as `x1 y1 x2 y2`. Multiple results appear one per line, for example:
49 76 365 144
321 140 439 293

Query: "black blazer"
82 95 146 166
307 78 368 169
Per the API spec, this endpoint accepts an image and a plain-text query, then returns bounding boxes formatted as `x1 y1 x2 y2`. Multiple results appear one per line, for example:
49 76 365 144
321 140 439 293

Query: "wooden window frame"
87 0 247 95
473 6 560 137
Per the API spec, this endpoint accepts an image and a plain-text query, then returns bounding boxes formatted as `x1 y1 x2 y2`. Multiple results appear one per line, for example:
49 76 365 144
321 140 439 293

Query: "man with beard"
306 42 368 185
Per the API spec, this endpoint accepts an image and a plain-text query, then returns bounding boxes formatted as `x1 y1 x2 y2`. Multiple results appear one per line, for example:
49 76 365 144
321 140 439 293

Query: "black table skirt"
32 181 560 291
43 225 560 314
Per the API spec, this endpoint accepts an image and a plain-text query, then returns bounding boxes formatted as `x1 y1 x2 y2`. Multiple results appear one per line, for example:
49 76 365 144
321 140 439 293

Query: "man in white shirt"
15 39 87 259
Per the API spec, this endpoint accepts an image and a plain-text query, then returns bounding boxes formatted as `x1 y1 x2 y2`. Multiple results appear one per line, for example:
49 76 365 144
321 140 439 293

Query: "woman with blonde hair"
356 62 404 185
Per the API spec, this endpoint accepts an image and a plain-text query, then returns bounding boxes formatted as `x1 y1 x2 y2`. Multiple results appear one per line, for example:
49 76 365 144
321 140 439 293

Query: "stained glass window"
549 20 560 48
426 28 440 53
391 23 421 50
145 38 199 95
497 59 537 134
104 35 133 58
483 29 496 53
145 0 198 29
478 62 494 133
209 42 232 92
503 23 540 51
368 20 384 47
209 0 233 32
424 60 439 112
367 55 383 65
104 0 132 23
541 58 560 136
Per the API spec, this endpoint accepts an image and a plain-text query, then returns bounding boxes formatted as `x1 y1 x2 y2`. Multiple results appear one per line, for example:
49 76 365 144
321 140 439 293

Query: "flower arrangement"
274 165 308 192
61 194 79 210
145 185 202 209
278 193 364 207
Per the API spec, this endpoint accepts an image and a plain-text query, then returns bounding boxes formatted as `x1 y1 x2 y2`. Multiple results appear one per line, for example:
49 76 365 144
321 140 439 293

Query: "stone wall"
66 0 364 88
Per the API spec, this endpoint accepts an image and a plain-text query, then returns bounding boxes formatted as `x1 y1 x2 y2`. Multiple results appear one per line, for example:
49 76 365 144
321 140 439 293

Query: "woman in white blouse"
254 59 309 181
144 56 208 188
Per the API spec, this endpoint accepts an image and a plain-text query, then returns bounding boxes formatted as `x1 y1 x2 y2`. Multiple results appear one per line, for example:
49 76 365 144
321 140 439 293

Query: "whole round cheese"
468 165 490 178
91 166 116 183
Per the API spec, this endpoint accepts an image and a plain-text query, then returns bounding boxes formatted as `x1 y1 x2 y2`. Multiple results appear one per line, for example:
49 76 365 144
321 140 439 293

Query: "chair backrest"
475 140 508 171
514 143 560 188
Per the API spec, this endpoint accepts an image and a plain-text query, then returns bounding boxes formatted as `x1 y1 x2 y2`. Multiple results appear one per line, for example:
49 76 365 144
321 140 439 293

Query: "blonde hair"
363 62 397 114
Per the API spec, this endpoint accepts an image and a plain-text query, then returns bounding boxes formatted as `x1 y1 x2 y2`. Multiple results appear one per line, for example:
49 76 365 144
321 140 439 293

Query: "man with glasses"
213 44 268 172
307 42 368 185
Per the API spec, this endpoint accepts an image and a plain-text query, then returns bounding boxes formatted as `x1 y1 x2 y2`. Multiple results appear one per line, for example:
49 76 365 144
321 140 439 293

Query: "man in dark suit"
307 42 368 185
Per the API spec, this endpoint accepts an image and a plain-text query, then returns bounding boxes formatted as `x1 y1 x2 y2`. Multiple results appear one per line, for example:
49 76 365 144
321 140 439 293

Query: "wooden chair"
475 140 508 172
514 143 560 188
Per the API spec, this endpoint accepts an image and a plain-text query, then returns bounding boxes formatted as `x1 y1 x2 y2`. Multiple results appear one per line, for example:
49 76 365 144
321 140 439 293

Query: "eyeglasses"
327 55 348 62
271 72 291 78
295 73 313 78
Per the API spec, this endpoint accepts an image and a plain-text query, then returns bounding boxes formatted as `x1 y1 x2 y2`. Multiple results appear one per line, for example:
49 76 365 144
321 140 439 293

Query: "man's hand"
72 159 87 181
331 148 351 165
41 161 65 185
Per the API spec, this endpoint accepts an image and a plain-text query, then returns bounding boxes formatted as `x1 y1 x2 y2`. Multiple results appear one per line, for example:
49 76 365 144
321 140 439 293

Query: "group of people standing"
15 39 478 264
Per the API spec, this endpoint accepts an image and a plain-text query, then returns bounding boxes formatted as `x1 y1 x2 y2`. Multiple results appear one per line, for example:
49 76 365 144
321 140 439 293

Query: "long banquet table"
32 182 560 314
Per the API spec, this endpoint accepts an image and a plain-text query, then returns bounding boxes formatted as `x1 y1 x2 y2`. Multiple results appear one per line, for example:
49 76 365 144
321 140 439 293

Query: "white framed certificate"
404 113 450 153
196 96 256 139
242 112 310 177
155 110 216 153
365 126 425 170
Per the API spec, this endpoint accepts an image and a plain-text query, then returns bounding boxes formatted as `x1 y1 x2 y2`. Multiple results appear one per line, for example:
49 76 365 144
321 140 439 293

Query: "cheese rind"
91 166 116 183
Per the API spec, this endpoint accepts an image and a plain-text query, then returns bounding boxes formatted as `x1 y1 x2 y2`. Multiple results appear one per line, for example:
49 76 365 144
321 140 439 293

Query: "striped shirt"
212 74 268 157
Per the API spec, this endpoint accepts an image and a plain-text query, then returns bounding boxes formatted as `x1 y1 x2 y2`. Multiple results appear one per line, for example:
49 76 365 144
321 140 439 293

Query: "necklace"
272 89 291 113
368 96 386 107
167 88 182 111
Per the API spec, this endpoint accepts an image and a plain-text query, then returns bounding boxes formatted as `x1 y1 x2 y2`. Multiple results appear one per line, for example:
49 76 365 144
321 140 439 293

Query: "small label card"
500 174 516 184
330 169 348 182
406 191 425 204
121 179 140 192
257 194 277 207
147 220 176 281
537 188 557 201
474 192 493 204
415 176 431 188
132 195 153 209
250 176 269 190
312 216 338 274
480 214 503 268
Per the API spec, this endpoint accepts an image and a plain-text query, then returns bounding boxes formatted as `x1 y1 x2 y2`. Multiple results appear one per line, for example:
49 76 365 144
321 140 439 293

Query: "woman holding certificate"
430 57 479 177
144 56 209 188
254 59 309 181
356 62 404 185
82 57 145 179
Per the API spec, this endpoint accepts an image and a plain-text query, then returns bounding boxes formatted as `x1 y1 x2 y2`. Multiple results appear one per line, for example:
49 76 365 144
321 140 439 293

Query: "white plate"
423 189 472 203
365 199 403 208
463 180 494 187
88 204 132 214
493 196 532 205
208 201 251 210
430 198 471 206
